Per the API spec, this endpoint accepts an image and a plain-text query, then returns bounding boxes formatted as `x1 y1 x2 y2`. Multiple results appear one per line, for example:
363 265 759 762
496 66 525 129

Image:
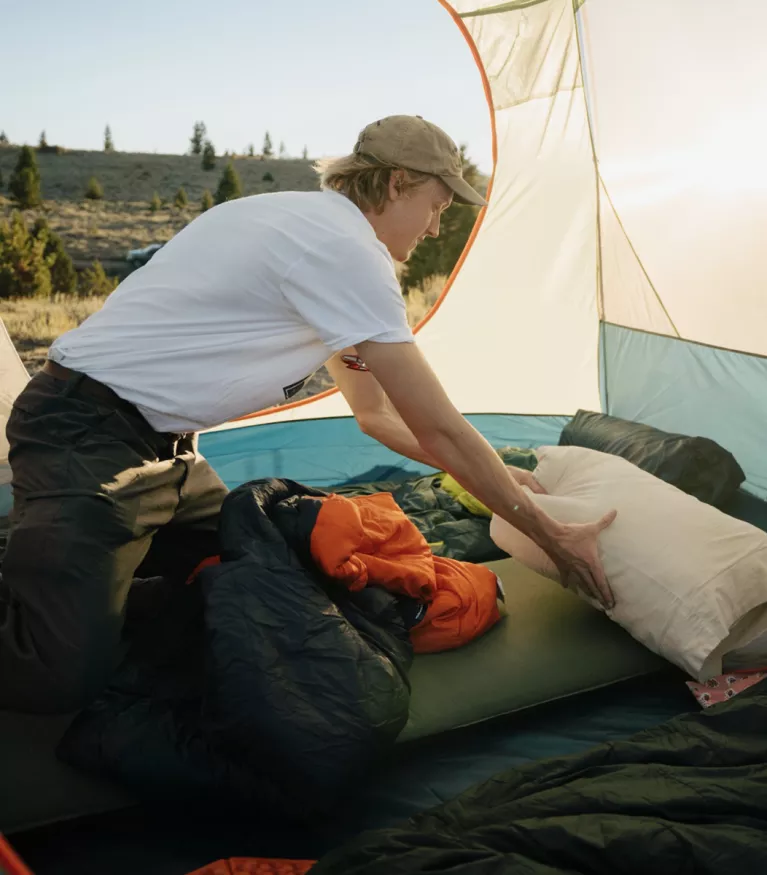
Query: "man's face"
375 176 453 262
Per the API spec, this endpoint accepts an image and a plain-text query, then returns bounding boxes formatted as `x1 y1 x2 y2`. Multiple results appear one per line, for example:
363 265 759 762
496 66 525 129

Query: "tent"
3 0 767 872
199 0 767 503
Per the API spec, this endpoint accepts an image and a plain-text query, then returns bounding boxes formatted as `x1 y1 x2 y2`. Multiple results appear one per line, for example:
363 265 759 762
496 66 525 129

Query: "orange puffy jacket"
189 491 501 654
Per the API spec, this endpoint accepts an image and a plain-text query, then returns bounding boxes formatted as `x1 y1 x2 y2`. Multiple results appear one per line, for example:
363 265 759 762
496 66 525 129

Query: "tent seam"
603 321 767 362
573 0 607 413
597 177 681 339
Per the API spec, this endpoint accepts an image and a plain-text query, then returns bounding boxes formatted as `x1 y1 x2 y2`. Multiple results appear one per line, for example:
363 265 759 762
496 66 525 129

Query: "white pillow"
490 445 767 681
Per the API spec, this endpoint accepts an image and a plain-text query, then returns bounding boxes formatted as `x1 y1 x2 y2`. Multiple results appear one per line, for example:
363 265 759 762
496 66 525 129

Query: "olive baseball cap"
353 115 487 207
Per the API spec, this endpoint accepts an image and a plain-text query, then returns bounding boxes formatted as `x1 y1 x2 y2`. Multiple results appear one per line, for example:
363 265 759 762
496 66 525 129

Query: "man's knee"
0 574 124 713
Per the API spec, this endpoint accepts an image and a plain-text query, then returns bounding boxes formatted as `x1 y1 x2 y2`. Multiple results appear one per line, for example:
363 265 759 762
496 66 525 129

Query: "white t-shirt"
50 190 413 433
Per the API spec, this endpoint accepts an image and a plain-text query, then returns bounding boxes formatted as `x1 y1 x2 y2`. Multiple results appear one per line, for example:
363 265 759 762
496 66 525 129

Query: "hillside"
0 145 320 271
0 145 318 203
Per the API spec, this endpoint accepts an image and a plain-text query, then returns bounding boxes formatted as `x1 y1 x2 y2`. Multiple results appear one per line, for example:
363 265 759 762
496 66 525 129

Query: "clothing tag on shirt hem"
283 376 310 400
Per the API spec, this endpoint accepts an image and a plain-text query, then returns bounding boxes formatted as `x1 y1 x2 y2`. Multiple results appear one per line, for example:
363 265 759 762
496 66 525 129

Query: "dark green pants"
0 371 228 713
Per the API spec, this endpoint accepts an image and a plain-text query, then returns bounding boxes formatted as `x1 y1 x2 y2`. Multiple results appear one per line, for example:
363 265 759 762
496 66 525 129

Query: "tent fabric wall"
582 0 767 357
0 320 29 514
577 0 767 496
0 319 29 470
602 324 767 500
199 414 569 491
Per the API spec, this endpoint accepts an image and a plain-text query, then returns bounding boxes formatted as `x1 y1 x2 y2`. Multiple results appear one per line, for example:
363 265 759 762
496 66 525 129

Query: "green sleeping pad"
401 557 668 742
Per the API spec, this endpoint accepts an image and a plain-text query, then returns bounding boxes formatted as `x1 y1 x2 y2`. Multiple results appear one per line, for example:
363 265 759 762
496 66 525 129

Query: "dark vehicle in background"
126 243 163 270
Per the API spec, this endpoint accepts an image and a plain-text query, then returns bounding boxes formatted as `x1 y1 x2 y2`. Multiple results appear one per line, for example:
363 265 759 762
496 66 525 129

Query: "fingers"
585 562 615 610
597 509 618 530
561 559 614 610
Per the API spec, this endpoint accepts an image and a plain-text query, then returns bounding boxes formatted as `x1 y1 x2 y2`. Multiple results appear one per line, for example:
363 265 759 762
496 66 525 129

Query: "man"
0 115 615 714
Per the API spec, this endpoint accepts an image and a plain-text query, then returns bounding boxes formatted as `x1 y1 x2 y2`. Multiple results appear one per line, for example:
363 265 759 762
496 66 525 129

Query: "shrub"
31 218 77 296
200 189 214 212
85 176 104 200
78 260 118 297
174 187 188 209
149 192 162 213
8 146 42 208
0 211 53 298
202 140 216 171
215 161 242 205
262 171 274 183
190 122 206 155
262 132 273 159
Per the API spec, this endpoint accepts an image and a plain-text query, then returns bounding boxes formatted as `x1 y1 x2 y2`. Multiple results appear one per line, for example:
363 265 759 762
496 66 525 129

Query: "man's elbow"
355 412 379 438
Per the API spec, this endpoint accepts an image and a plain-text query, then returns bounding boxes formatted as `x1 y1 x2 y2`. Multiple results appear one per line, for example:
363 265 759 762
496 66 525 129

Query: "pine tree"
279 141 286 158
0 131 8 145
190 121 206 155
200 189 214 212
8 145 42 208
149 192 162 213
39 130 48 149
85 176 104 200
247 143 255 157
401 145 485 293
302 145 308 160
262 131 273 159
104 125 114 152
262 171 274 183
215 161 242 205
31 217 77 296
174 187 188 209
201 139 216 170
78 260 118 297
0 211 54 298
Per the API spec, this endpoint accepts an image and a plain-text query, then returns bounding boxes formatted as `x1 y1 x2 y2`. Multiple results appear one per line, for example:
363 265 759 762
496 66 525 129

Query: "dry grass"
405 274 446 327
0 296 106 373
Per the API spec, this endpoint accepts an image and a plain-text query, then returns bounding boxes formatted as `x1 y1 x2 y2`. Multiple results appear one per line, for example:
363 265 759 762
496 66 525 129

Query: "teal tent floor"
11 671 694 875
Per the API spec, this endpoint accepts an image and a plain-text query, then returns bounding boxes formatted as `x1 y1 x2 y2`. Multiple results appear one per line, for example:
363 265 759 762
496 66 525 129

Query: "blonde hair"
314 153 434 214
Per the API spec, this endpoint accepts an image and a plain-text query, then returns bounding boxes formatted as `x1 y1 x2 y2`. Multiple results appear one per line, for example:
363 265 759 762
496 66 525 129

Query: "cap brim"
441 174 488 207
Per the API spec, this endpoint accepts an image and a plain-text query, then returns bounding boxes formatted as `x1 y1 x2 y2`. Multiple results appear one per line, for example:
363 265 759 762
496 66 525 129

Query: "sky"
1 0 493 173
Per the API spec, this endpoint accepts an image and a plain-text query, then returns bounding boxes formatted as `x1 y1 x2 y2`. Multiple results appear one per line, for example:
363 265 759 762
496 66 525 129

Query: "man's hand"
541 511 617 609
346 340 617 608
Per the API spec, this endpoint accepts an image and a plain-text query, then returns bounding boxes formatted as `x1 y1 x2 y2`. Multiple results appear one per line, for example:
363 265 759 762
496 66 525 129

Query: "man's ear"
388 169 406 201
